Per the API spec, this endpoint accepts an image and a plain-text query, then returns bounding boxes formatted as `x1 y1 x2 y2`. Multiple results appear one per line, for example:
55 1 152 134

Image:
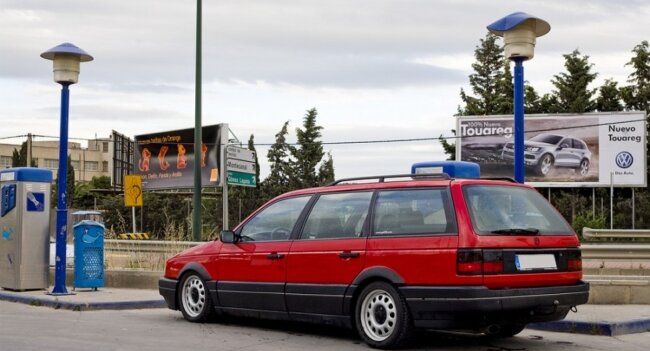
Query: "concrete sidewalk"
1 286 648 336
0 286 165 311
528 304 650 336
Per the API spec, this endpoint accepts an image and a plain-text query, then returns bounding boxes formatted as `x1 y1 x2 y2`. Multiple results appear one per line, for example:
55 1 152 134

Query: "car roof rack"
329 173 450 186
480 177 517 183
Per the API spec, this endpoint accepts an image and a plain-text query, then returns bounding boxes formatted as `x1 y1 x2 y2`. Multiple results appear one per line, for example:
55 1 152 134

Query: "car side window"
372 188 456 236
573 139 584 149
300 192 372 240
239 196 311 241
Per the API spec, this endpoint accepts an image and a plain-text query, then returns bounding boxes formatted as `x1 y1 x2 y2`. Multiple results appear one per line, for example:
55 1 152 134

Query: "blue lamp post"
487 12 550 183
41 43 93 295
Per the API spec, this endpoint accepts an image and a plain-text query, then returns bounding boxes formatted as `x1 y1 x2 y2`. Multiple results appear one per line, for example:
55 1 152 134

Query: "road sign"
226 147 255 163
226 158 256 174
227 171 256 187
124 175 143 207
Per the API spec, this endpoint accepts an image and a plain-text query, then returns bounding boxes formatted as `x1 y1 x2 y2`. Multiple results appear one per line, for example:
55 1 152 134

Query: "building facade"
0 138 112 182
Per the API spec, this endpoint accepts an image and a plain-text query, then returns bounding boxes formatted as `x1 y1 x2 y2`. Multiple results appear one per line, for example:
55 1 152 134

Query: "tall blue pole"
513 57 525 183
52 83 71 295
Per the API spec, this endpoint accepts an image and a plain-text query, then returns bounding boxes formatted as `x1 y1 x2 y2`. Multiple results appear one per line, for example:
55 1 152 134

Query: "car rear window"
463 185 573 235
372 188 457 236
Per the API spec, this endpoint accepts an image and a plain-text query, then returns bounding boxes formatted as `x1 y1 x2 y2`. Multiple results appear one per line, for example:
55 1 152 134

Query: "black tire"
535 154 554 176
576 159 590 176
178 272 215 322
354 282 413 349
486 323 526 338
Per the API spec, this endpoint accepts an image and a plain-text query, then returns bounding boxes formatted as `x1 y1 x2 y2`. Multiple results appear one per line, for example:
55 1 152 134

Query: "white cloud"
1 0 649 180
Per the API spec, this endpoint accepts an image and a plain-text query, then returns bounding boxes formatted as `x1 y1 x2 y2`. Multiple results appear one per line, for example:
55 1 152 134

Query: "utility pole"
192 0 203 241
26 133 33 167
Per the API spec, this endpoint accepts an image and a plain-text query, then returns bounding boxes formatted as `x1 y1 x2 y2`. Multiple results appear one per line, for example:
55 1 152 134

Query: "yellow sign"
124 175 143 207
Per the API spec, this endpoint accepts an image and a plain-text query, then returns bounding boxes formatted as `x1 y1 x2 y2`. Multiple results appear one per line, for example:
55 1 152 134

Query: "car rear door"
286 191 372 317
365 187 461 285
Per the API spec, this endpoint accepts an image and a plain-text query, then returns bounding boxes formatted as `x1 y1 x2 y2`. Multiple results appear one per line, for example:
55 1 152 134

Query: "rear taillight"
457 249 504 275
567 249 582 272
457 249 483 275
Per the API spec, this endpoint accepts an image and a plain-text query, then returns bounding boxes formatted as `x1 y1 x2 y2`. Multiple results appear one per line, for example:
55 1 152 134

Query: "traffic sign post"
227 171 256 187
226 147 256 187
223 146 257 230
124 175 143 233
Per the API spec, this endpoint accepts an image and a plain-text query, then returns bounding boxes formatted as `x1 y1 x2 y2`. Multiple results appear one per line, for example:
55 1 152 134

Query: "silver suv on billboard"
502 133 592 176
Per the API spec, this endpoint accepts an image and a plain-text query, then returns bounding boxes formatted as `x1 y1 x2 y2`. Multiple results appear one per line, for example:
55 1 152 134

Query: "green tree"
596 79 624 112
550 49 598 113
524 84 544 114
438 132 456 160
72 176 113 210
458 33 513 116
621 40 650 112
11 142 37 167
289 108 325 188
262 121 292 199
318 152 335 184
448 33 514 160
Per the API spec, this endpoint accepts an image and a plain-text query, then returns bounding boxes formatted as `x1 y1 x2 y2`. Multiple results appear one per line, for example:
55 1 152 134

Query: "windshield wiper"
491 228 540 235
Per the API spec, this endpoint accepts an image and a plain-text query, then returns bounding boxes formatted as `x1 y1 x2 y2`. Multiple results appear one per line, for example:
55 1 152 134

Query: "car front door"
217 196 311 315
554 137 573 167
286 191 372 318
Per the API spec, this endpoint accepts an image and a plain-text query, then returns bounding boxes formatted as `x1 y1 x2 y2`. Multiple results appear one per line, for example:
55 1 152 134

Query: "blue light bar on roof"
411 161 480 179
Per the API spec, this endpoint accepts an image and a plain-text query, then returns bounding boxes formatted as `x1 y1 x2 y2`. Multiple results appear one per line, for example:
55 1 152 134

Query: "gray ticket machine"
0 168 52 290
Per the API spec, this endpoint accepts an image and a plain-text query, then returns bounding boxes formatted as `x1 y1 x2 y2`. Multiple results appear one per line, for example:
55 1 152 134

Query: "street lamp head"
40 43 93 84
487 12 550 61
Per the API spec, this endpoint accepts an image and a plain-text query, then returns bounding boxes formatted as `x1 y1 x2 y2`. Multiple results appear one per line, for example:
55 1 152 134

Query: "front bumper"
400 281 589 328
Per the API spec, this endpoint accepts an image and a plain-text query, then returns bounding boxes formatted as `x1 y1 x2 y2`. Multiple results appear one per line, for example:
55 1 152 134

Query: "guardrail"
583 227 650 240
581 243 650 260
105 239 650 260
105 239 201 254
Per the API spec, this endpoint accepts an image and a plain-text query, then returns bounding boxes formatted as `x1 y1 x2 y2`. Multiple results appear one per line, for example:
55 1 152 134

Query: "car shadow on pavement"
200 315 553 350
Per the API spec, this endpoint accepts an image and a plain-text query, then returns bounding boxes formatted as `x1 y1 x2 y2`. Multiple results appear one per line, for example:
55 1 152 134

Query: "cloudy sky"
1 0 648 179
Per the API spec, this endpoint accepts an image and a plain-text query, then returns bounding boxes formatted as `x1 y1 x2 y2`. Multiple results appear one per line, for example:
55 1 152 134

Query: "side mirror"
220 230 238 243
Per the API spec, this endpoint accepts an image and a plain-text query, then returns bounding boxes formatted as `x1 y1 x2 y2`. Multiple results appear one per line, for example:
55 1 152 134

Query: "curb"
0 291 166 311
528 318 650 336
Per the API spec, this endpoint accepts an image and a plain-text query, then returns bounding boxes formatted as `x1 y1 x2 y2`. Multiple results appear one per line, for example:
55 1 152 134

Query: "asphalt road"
1 301 647 351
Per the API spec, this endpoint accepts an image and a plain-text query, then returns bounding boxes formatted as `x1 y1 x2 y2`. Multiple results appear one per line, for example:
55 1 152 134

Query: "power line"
1 117 646 147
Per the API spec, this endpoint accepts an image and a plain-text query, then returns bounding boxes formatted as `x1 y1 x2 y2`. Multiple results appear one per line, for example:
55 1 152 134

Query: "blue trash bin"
73 213 105 290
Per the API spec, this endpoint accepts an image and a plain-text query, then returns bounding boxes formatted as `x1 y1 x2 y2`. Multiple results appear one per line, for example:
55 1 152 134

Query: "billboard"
111 130 134 189
456 112 647 187
134 124 226 189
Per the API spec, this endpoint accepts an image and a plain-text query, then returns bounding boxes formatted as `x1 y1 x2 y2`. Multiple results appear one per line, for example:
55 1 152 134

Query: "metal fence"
105 236 650 261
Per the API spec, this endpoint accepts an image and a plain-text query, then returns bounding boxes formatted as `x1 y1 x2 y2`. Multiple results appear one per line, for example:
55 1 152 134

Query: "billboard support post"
610 172 614 229
514 57 525 183
632 188 636 229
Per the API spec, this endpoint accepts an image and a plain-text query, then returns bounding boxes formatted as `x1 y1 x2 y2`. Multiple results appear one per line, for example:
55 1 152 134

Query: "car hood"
524 140 554 147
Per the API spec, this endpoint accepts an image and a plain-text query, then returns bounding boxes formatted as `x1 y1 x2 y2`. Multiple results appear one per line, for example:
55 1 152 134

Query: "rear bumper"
400 281 589 328
159 277 178 310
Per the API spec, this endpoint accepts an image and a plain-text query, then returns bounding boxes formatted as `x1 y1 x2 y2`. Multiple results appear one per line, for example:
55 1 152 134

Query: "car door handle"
266 253 285 260
338 251 361 259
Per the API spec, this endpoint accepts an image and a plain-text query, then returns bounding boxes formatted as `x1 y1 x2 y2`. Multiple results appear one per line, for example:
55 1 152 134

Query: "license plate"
515 254 557 271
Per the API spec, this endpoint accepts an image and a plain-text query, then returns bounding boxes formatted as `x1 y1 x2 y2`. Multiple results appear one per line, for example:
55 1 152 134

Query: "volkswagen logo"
615 151 634 169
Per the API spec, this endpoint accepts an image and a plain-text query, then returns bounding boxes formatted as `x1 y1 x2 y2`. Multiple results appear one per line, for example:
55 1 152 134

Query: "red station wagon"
159 164 589 349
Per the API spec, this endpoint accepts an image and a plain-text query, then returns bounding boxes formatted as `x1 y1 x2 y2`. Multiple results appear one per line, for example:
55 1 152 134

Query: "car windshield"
463 185 573 235
529 134 563 145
